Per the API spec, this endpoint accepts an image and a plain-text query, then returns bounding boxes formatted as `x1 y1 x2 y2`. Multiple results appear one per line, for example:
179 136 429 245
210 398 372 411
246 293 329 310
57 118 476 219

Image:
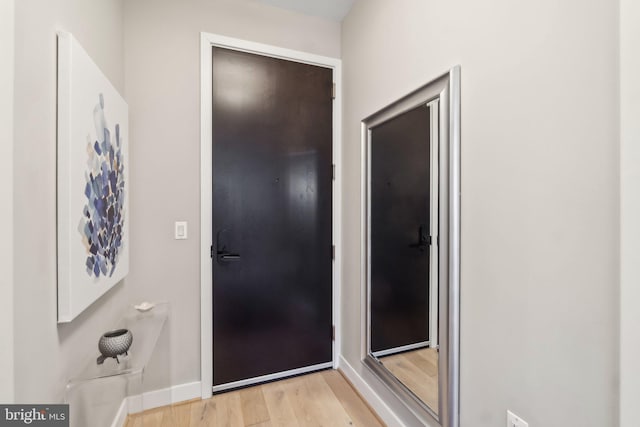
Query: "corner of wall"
0 0 15 404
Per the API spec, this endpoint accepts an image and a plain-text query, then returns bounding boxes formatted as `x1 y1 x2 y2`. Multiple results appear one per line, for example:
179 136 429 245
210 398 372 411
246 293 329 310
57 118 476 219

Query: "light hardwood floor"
379 347 438 413
125 370 385 427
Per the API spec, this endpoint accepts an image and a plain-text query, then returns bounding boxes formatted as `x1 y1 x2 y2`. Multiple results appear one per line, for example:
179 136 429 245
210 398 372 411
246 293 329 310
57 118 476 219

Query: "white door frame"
428 98 439 349
199 32 342 399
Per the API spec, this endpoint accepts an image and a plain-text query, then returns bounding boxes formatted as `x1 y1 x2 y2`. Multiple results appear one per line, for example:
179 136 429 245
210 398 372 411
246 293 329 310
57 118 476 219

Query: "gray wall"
12 0 341 403
1 0 15 404
122 0 341 388
11 2 623 424
13 0 127 402
341 1 619 426
620 0 640 424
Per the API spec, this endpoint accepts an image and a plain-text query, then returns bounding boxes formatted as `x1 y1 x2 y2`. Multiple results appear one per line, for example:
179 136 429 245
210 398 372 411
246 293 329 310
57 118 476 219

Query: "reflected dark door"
212 47 333 386
370 105 430 353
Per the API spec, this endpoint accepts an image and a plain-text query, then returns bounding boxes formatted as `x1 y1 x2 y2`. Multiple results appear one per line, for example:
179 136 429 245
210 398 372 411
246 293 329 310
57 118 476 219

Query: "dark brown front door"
212 47 333 387
370 105 431 354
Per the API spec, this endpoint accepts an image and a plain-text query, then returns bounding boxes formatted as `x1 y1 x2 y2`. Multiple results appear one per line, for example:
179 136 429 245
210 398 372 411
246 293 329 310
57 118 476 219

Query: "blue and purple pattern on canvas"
80 94 125 278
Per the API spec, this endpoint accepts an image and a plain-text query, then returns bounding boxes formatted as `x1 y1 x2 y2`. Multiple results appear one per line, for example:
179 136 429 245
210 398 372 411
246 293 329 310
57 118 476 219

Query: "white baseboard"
111 381 202 427
338 355 405 427
170 381 202 404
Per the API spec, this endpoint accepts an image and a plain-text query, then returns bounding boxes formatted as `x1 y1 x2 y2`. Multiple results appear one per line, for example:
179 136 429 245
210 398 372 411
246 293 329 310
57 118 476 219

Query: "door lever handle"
409 224 431 251
215 229 240 262
408 240 430 249
217 251 241 262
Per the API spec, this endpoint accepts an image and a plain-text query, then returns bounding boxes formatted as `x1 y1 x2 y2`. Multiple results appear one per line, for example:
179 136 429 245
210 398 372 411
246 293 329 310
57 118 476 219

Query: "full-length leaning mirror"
362 67 460 427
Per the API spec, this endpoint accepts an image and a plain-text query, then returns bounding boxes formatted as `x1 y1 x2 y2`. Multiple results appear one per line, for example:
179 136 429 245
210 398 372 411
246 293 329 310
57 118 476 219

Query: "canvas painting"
57 32 129 323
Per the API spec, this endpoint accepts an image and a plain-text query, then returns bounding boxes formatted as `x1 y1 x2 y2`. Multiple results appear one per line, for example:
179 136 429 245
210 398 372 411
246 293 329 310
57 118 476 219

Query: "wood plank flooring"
125 370 385 427
379 347 438 413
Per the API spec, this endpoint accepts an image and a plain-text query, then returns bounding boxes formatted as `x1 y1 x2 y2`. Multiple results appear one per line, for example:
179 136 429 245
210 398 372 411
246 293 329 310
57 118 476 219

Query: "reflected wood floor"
379 347 438 413
125 370 385 427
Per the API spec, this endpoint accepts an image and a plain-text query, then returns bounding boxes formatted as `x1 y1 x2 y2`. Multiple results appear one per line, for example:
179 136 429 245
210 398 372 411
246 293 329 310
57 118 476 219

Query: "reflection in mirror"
363 67 460 427
370 103 439 413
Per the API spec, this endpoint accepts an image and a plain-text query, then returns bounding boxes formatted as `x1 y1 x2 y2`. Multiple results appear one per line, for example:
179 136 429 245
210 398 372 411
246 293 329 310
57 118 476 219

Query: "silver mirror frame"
361 66 460 427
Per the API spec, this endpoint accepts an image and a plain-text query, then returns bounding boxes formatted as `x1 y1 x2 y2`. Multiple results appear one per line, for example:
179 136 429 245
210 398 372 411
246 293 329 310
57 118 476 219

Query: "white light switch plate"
507 410 528 427
175 221 188 240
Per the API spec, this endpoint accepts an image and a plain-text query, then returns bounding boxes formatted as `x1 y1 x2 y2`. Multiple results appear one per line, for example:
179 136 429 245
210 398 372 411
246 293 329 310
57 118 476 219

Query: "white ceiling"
255 0 355 21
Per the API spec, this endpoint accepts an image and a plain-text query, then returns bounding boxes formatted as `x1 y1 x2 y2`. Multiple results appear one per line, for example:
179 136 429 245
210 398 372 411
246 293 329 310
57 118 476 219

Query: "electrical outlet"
507 410 528 427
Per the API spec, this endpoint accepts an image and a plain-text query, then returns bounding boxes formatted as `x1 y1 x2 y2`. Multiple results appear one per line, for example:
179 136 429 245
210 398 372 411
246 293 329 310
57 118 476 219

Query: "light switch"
175 221 188 240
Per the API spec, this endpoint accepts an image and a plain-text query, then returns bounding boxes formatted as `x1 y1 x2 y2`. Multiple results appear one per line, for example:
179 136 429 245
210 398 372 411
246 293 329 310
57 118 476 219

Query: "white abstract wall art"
57 32 129 323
